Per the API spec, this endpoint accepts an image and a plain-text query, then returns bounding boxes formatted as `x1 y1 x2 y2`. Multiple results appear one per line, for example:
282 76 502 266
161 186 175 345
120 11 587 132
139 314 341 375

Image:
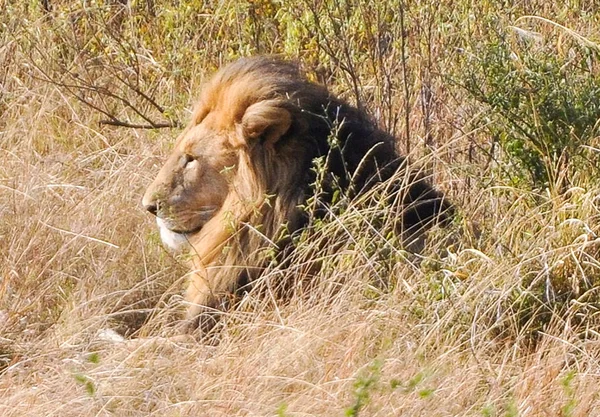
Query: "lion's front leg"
181 270 236 334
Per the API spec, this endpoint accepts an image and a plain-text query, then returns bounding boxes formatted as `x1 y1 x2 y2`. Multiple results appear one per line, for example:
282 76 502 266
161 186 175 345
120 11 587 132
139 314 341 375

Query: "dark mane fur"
204 57 452 237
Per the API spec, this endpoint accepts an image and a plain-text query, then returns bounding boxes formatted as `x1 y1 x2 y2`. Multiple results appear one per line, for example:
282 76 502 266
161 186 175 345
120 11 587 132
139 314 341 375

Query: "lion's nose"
143 201 158 216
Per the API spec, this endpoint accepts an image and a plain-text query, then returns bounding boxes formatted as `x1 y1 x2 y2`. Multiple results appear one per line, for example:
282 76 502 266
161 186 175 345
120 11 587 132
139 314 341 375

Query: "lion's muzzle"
156 217 191 252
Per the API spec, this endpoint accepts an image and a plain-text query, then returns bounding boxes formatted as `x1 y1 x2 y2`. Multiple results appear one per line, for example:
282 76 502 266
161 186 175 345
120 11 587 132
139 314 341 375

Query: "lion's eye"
183 154 195 166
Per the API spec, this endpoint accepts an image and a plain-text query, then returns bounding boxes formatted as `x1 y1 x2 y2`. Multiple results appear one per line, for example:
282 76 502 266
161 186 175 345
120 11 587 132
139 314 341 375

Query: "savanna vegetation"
2 1 600 415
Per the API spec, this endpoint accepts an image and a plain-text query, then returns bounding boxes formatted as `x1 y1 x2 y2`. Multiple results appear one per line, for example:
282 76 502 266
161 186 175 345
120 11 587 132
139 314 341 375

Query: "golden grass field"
2 1 600 416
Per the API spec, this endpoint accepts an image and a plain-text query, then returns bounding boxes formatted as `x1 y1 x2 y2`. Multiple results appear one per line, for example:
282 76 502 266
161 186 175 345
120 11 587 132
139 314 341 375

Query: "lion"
142 57 452 332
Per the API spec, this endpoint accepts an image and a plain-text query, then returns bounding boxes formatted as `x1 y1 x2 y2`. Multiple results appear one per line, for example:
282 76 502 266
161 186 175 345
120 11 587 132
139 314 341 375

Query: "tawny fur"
142 57 452 331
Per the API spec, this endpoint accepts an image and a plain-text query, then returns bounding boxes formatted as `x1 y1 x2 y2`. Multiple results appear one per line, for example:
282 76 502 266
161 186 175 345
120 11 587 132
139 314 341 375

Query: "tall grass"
2 1 600 415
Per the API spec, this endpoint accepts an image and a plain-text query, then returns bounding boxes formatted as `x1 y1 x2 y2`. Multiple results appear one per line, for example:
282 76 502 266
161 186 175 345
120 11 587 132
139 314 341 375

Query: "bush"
463 23 600 189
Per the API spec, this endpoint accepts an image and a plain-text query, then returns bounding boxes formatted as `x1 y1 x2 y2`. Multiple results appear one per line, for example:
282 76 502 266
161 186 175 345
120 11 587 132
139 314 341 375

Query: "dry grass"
2 1 600 416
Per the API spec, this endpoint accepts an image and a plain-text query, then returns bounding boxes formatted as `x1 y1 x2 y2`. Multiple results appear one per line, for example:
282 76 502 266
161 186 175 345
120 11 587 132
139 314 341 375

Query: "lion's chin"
156 218 194 252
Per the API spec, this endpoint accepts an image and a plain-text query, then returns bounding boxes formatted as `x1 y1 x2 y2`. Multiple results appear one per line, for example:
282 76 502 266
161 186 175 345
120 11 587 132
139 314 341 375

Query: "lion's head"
142 57 452 331
141 121 235 251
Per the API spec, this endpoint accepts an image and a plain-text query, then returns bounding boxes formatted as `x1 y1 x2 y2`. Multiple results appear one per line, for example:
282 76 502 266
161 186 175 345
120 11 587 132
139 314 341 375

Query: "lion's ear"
234 99 292 148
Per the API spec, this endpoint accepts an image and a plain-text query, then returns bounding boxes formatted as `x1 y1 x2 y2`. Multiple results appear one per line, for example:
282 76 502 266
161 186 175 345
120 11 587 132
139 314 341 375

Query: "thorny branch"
26 4 180 130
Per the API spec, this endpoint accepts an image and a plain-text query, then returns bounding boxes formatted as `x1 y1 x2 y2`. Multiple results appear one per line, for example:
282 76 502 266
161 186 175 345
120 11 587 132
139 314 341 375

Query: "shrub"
463 22 600 189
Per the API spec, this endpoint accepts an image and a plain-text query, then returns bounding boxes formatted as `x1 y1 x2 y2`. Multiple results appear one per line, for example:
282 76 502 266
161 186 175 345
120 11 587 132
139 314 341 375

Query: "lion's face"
142 115 238 250
142 66 295 252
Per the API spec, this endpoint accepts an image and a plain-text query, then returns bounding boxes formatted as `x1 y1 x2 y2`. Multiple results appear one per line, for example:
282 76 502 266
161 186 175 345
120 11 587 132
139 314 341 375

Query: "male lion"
142 57 452 332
